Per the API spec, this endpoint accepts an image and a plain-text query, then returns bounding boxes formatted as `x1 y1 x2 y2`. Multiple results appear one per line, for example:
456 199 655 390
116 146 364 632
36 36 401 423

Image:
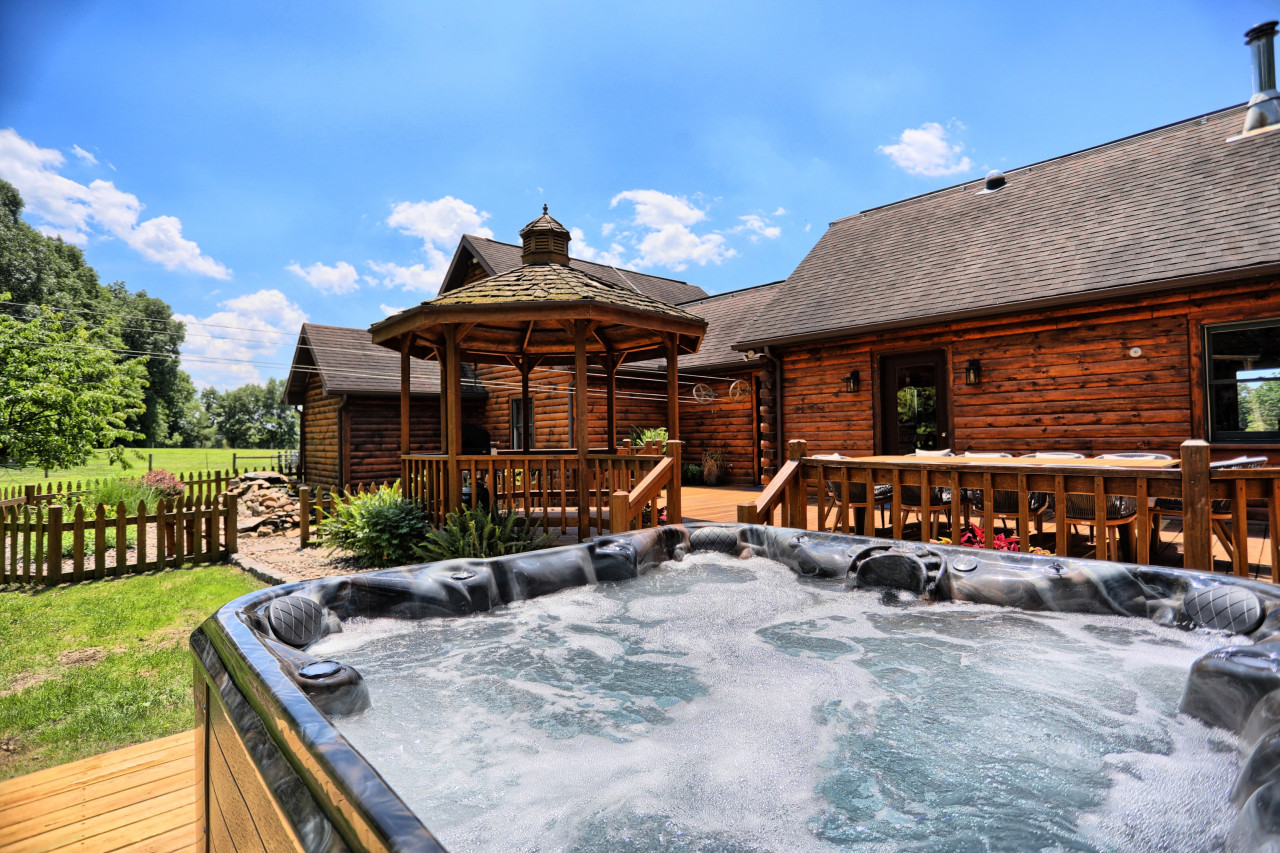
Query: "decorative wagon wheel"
691 383 717 404
728 379 751 402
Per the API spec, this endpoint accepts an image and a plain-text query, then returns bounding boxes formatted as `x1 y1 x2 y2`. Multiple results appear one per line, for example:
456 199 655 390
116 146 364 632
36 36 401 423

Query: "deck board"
0 730 199 853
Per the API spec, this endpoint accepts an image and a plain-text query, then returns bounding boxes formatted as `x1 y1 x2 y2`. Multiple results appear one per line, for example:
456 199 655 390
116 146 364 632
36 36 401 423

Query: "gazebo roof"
371 211 706 366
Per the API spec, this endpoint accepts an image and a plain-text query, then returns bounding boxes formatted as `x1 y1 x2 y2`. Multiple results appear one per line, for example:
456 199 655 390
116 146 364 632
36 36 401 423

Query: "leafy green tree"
0 305 147 469
201 378 298 449
0 181 104 316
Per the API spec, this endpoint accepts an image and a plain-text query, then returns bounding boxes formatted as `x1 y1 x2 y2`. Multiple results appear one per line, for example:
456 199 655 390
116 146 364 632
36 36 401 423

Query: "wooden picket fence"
0 461 301 508
0 493 238 586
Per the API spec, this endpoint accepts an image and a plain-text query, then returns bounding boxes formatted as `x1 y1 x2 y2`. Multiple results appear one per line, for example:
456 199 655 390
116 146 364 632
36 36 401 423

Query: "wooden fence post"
786 440 808 529
46 505 62 585
23 484 34 507
1180 439 1212 571
225 494 238 555
610 490 630 534
298 486 311 547
665 441 682 525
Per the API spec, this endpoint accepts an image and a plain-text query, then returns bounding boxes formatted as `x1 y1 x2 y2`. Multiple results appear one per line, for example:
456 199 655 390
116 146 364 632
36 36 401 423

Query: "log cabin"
289 27 1280 489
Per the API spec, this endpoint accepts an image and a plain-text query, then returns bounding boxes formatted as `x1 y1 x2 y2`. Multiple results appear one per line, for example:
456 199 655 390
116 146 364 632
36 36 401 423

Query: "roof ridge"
464 234 694 286
678 279 787 306
837 102 1249 225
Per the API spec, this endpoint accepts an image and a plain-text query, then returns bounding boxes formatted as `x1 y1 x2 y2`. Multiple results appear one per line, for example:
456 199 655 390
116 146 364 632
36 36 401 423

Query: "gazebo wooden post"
605 354 618 452
666 333 680 442
443 324 463 511
520 358 532 451
574 320 590 540
399 342 411 456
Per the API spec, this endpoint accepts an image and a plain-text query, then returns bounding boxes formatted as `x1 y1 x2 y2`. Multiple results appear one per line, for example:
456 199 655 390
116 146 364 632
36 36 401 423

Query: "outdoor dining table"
855 455 1180 469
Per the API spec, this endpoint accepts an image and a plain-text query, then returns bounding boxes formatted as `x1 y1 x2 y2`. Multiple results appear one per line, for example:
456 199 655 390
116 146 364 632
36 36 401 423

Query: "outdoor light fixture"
965 359 982 385
844 369 861 393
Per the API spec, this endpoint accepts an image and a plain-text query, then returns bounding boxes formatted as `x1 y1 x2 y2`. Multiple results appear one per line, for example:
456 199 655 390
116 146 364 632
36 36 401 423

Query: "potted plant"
702 448 729 486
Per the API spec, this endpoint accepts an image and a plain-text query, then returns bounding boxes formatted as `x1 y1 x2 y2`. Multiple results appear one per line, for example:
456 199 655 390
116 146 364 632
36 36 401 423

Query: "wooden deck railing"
739 439 1280 578
403 441 681 538
0 493 238 585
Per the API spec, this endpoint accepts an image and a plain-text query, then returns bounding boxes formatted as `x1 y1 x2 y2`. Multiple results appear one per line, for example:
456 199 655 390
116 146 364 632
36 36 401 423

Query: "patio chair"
898 449 954 539
1150 456 1268 563
1057 452 1157 562
957 452 1050 539
816 454 892 534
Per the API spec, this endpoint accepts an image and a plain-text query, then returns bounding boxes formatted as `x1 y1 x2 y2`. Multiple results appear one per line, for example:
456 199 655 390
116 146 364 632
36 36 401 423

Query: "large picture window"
1205 318 1280 443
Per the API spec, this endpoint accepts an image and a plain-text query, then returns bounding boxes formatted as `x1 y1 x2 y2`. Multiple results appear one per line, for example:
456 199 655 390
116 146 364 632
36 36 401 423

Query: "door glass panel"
895 365 939 452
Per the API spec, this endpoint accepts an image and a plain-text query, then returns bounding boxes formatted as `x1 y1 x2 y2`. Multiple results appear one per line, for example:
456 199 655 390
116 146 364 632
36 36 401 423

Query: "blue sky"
0 0 1273 388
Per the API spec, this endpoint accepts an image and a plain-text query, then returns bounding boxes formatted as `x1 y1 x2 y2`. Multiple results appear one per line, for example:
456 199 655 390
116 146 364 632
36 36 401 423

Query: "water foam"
309 554 1238 852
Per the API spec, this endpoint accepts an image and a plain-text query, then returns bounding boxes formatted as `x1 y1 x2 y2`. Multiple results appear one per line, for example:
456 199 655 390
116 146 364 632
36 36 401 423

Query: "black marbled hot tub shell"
190 524 1280 853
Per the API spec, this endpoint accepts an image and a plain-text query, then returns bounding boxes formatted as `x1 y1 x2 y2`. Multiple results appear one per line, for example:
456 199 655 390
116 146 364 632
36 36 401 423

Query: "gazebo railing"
403 441 681 538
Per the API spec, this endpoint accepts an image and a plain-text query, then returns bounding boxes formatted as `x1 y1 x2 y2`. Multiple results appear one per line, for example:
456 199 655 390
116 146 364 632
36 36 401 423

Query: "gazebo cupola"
519 205 572 265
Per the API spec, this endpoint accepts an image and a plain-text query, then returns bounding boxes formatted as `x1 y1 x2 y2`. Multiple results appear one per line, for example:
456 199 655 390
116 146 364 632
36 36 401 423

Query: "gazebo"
370 207 707 538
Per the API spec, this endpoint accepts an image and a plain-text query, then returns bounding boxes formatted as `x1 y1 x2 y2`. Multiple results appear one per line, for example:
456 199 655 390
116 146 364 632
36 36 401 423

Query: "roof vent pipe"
1242 20 1280 135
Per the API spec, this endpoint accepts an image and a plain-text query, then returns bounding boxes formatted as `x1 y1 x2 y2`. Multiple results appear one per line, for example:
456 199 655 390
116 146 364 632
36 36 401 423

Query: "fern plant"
414 505 553 562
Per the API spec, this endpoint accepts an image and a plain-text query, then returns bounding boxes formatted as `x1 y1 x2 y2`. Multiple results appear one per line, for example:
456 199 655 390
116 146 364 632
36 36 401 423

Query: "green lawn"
0 565 265 779
0 447 294 490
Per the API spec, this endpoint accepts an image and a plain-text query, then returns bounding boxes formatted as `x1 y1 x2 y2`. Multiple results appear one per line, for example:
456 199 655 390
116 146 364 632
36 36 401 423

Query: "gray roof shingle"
743 105 1280 347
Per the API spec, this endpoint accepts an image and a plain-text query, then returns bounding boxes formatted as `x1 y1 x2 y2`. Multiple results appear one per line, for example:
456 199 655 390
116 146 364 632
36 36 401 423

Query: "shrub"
414 505 553 562
702 448 729 486
681 463 703 485
319 482 429 568
139 469 185 501
80 477 158 515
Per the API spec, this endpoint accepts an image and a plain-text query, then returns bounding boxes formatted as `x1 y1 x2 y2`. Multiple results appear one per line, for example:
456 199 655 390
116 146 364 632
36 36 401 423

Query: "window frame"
1203 316 1280 444
508 397 532 450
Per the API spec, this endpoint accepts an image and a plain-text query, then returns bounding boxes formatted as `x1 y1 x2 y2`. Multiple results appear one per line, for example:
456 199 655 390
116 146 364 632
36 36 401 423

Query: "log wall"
774 275 1280 461
302 378 342 488
677 369 760 485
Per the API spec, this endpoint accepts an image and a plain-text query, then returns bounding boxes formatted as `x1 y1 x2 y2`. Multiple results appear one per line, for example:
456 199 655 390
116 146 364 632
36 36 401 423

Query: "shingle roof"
462 235 708 306
283 324 483 404
743 105 1280 347
629 281 786 372
429 263 706 324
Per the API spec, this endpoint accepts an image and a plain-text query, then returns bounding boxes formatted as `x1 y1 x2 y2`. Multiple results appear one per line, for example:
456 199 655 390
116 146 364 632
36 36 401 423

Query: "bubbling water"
309 553 1240 852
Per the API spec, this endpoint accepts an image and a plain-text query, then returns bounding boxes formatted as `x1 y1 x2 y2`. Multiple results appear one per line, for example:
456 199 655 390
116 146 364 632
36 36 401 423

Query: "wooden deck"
0 730 198 853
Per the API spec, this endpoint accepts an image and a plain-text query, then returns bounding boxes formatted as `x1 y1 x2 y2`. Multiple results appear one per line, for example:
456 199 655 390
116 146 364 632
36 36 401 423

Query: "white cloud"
772 207 787 216
729 214 782 242
878 122 973 177
70 144 97 165
286 260 360 295
600 222 616 237
379 303 407 317
0 129 230 277
174 289 307 389
608 189 737 271
568 227 627 267
610 189 706 229
366 260 440 293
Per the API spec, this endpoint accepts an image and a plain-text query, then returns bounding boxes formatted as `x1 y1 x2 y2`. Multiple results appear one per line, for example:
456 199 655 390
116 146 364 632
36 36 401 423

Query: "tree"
201 378 298 449
0 305 146 469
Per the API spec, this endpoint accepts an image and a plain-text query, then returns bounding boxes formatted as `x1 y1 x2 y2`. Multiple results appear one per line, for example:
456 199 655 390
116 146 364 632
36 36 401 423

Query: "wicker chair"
1150 456 1267 562
897 449 954 539
959 452 1051 538
1058 453 1170 561
817 454 892 534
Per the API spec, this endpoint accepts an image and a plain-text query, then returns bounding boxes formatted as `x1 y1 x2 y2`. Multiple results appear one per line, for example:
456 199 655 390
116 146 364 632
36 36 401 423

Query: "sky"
0 0 1274 389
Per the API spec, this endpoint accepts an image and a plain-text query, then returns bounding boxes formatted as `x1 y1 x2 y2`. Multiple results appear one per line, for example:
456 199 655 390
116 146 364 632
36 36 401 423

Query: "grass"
0 564 265 779
0 447 294 490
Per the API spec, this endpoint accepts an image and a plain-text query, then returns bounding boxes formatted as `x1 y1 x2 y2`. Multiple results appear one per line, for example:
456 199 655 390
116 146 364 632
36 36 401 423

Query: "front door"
878 350 949 455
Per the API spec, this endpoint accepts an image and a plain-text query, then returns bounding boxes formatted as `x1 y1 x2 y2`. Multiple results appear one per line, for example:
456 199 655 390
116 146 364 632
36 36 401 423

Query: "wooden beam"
444 324 463 511
606 353 619 452
400 341 411 456
666 333 680 442
1180 439 1212 571
575 320 590 541
520 358 532 451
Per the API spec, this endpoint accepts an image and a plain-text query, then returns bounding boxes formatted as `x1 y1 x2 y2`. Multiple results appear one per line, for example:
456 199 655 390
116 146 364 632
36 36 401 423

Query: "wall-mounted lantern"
844 369 861 393
964 359 982 385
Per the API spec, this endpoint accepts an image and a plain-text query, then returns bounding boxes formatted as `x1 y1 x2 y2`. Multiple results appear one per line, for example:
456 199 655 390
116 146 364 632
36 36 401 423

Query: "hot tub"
190 524 1280 852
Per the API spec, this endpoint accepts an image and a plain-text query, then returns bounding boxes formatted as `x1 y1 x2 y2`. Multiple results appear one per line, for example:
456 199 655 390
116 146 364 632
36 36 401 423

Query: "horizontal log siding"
678 370 758 484
777 276 1280 459
344 395 452 486
302 377 341 488
472 364 664 450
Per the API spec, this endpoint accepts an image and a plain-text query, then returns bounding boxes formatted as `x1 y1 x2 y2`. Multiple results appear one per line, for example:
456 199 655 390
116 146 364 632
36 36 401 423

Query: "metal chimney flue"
1242 20 1280 135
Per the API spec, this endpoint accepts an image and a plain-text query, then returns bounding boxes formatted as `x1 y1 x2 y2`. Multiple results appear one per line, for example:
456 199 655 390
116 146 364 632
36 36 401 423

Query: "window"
1205 318 1280 443
509 398 531 450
